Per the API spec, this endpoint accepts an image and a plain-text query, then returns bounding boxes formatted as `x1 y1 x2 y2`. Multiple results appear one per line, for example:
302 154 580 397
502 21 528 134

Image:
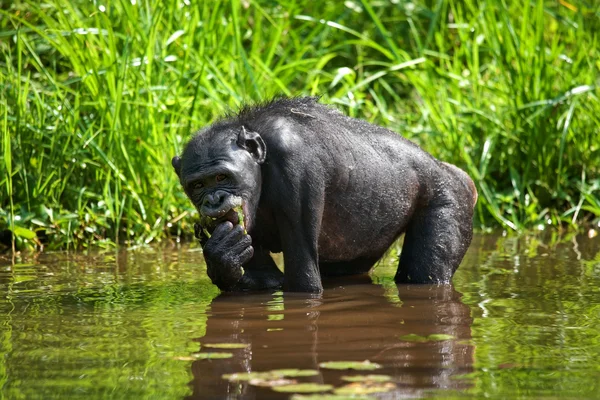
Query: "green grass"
0 0 599 249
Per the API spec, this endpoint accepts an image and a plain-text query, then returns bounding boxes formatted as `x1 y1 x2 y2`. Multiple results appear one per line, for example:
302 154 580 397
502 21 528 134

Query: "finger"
221 224 247 247
237 245 254 265
210 221 234 241
230 233 252 253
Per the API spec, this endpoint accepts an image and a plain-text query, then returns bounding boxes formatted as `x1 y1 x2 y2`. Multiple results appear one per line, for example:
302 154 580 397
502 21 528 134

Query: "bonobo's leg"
395 204 472 283
395 177 475 284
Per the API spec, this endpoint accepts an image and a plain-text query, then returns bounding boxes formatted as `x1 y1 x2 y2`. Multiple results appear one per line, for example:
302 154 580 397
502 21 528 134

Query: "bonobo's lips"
199 201 248 234
200 209 239 232
215 208 241 226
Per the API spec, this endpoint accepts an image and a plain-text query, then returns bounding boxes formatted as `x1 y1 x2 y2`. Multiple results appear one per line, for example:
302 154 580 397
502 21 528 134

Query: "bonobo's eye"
215 174 227 183
192 182 204 191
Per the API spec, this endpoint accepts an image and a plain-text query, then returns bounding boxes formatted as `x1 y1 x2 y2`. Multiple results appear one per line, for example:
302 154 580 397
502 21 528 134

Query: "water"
1 233 600 399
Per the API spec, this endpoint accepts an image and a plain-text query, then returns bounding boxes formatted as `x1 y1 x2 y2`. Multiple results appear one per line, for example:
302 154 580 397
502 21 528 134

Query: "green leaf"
398 333 455 342
191 352 233 359
249 378 297 387
427 334 455 341
223 369 319 382
340 375 391 382
291 395 375 400
270 369 319 377
272 383 333 393
202 343 249 349
333 382 396 395
13 226 37 240
318 361 381 370
223 372 270 381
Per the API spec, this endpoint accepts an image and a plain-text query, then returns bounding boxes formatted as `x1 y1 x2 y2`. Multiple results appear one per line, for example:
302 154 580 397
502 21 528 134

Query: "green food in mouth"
234 206 245 231
200 205 245 239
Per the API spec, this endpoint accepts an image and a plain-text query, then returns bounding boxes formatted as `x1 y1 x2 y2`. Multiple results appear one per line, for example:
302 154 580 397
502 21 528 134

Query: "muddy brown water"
1 233 600 399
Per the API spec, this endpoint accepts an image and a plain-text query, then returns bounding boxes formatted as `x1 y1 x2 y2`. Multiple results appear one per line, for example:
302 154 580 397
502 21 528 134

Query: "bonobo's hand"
199 221 254 291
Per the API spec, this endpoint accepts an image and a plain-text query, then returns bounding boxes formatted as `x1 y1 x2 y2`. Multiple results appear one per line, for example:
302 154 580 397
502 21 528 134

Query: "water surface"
1 233 600 399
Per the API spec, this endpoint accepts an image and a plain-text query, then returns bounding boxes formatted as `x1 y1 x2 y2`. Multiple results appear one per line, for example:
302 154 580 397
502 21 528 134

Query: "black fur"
172 97 477 293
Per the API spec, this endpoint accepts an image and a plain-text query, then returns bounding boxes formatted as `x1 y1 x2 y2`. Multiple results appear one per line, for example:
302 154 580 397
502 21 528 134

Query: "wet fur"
175 97 477 293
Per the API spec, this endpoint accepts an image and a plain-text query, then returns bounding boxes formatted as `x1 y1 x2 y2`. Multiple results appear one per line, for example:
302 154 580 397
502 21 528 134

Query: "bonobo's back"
173 95 476 292
215 97 435 170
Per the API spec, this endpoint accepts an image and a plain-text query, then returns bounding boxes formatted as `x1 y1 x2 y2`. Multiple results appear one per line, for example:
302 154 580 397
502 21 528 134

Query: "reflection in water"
1 233 600 399
188 279 474 399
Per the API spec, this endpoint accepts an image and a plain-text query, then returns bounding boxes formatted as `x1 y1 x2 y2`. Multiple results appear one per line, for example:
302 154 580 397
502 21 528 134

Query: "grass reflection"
1 233 600 399
0 246 218 399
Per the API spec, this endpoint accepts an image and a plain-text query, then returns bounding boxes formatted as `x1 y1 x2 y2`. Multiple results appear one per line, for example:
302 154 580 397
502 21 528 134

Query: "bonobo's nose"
205 191 225 206
201 190 230 217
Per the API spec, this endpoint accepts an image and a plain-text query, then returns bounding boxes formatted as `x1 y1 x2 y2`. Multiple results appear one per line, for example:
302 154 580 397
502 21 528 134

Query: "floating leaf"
272 383 333 393
192 352 233 359
341 375 391 382
292 395 375 400
249 378 297 387
398 334 427 342
223 369 319 382
319 361 381 370
334 382 396 395
270 369 319 377
427 334 455 341
398 333 455 342
223 372 271 381
202 343 249 349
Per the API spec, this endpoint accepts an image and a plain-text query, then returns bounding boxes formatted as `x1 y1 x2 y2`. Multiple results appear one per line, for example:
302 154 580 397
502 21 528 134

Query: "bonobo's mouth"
199 199 248 236
215 208 242 226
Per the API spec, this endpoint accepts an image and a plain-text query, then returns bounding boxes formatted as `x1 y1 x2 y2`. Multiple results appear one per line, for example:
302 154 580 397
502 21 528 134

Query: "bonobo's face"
172 126 266 234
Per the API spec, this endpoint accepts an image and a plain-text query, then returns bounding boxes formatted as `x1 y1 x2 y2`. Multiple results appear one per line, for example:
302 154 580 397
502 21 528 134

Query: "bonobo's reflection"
187 277 473 399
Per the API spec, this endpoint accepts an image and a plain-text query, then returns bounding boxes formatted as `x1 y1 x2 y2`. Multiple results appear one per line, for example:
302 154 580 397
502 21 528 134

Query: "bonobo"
172 97 477 293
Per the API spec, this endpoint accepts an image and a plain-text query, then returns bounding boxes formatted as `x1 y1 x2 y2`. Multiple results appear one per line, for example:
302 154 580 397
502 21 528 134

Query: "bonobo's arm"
267 164 324 293
196 222 283 291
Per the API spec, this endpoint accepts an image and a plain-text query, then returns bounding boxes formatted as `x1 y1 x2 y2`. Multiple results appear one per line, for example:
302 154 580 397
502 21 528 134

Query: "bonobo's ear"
237 126 266 164
171 156 182 177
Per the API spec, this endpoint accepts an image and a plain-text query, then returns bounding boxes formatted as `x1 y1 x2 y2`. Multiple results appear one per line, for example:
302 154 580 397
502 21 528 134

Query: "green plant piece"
291 395 375 400
318 361 381 371
249 378 297 387
234 205 246 233
426 334 455 341
223 369 319 382
272 383 333 393
333 382 395 395
202 343 249 349
191 352 233 359
223 372 270 381
270 369 320 377
398 333 455 342
340 375 391 382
